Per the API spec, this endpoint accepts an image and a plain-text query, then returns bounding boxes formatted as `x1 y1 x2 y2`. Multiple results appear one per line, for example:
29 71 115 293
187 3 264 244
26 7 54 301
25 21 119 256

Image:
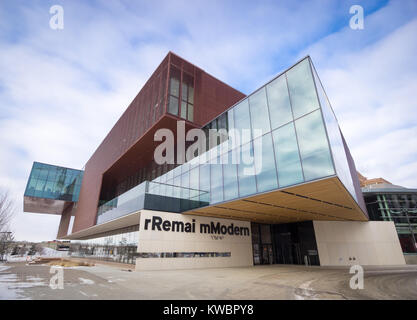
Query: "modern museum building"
24 52 406 270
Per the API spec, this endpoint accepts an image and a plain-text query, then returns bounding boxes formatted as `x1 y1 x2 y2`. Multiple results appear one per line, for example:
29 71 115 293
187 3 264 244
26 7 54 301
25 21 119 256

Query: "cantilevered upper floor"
24 162 83 215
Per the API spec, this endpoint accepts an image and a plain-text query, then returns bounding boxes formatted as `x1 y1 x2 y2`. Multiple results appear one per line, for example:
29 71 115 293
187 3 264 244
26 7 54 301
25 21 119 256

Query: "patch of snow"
79 277 95 285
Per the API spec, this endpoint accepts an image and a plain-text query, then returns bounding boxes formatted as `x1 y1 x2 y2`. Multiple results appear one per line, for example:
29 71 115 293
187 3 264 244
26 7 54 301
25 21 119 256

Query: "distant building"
361 175 417 256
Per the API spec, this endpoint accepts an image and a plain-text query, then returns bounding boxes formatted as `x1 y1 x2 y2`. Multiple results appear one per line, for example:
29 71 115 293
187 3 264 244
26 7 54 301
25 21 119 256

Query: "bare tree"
0 232 14 261
0 190 15 261
0 190 14 233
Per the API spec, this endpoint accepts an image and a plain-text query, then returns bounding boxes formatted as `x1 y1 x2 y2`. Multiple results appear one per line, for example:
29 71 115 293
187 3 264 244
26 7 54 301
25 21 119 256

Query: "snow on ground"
78 277 95 285
4 247 69 263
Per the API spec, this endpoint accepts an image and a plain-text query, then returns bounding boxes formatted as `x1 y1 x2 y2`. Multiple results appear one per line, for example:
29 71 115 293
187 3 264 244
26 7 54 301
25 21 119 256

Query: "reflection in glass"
286 58 319 119
249 88 270 138
295 110 334 181
223 161 238 201
199 164 210 201
311 62 357 201
210 164 224 203
170 77 179 97
272 122 304 187
233 99 252 143
189 167 199 200
267 75 293 129
168 96 179 116
238 142 257 197
253 133 278 192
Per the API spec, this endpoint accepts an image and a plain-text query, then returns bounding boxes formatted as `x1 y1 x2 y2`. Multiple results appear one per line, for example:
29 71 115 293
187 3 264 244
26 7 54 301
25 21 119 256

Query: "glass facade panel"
266 75 293 129
249 87 270 138
181 171 190 199
170 77 179 97
168 96 179 116
199 164 210 201
189 167 199 200
69 225 139 264
180 101 187 119
233 99 252 144
311 61 357 201
253 133 278 192
286 59 319 119
273 122 304 187
188 86 194 104
237 142 257 197
223 160 238 201
24 162 83 202
187 104 193 122
295 110 334 181
210 164 223 203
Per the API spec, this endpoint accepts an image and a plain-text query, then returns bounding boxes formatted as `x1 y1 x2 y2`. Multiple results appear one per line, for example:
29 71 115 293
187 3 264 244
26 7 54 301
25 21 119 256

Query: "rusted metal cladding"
72 52 245 234
57 203 74 238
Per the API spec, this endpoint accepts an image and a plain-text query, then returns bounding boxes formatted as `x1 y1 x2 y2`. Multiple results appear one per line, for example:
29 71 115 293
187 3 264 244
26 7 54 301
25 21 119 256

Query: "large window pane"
223 158 238 201
273 122 304 187
249 87 271 138
188 86 194 104
199 164 210 201
187 104 193 122
295 110 334 181
233 99 252 144
286 58 319 119
181 171 189 199
180 101 187 119
168 96 179 116
181 82 188 101
267 75 293 129
189 167 199 200
170 77 179 97
237 142 257 197
210 164 223 203
253 133 278 192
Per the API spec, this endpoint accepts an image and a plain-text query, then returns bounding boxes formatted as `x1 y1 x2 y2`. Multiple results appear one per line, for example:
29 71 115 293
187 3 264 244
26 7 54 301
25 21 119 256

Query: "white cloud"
301 2 417 188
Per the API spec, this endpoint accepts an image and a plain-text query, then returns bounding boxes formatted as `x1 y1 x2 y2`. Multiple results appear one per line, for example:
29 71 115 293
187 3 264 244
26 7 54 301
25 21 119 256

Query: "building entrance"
251 221 320 266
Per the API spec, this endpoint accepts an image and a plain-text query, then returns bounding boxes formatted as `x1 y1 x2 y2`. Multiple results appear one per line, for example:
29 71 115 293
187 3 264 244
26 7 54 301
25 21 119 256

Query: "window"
295 109 334 181
237 142 257 197
180 73 194 122
168 96 179 116
189 167 199 201
286 58 319 119
273 122 304 187
181 101 187 119
253 133 278 192
169 77 179 97
210 163 224 203
223 158 238 201
199 164 210 201
249 87 270 138
233 99 252 146
168 66 180 116
267 75 293 129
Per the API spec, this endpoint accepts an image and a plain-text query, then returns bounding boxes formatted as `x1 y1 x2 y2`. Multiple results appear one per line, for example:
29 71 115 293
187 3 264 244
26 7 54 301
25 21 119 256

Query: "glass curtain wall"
69 225 139 264
152 57 335 207
25 162 83 201
310 60 357 201
102 57 340 214
365 192 417 253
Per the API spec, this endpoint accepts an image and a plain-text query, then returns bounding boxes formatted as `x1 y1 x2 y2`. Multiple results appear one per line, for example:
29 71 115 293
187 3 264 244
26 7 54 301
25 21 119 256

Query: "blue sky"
0 0 416 241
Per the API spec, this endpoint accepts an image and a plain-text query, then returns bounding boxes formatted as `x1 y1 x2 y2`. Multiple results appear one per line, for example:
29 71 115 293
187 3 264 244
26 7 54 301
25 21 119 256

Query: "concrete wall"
136 210 253 271
313 221 405 266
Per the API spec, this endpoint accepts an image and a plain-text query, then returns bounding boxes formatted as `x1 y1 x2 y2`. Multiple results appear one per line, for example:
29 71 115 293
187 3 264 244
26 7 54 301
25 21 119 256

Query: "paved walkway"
1 262 417 299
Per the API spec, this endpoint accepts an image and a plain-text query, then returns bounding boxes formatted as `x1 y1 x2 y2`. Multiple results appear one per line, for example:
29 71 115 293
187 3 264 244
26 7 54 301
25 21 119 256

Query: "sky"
0 0 416 241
